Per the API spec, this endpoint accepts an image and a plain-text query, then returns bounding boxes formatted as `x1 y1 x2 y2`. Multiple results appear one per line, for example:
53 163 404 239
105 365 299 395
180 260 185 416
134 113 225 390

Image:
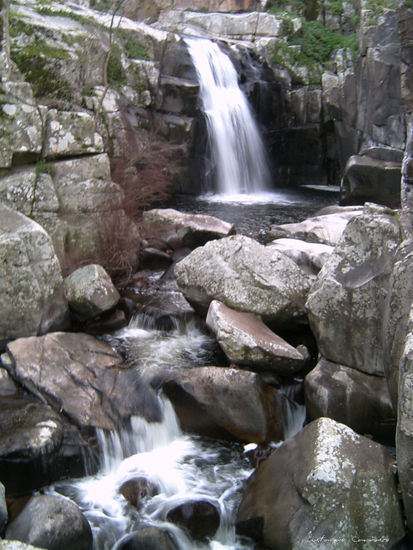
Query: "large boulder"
340 151 402 209
0 204 69 350
142 208 234 247
268 208 362 246
166 499 220 541
162 366 286 443
236 417 405 550
396 304 413 533
383 236 413 408
0 542 43 550
5 495 92 550
115 527 178 550
304 357 395 445
206 300 306 375
2 332 161 432
0 394 87 495
63 264 120 319
306 211 402 375
174 235 311 325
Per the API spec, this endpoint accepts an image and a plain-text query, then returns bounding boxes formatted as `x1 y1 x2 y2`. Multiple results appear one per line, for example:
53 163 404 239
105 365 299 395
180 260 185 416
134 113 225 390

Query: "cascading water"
185 38 270 197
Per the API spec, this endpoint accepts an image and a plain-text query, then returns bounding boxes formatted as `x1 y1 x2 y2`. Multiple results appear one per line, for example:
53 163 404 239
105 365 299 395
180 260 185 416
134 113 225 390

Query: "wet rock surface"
166 499 220 541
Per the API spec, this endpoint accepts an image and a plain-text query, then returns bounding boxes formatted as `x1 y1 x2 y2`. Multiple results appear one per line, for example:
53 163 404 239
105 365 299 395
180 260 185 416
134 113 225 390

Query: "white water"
185 38 270 196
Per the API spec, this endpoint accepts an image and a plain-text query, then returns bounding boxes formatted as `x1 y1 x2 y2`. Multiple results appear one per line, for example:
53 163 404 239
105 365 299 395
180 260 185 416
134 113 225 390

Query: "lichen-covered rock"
5 495 93 550
268 238 333 276
396 304 413 533
174 235 311 325
43 110 104 159
305 357 395 445
143 208 234 247
206 300 306 375
162 366 286 443
0 81 42 168
0 205 69 349
3 332 161 431
64 264 120 319
383 237 413 408
0 542 43 550
268 209 361 246
237 417 405 550
306 212 401 375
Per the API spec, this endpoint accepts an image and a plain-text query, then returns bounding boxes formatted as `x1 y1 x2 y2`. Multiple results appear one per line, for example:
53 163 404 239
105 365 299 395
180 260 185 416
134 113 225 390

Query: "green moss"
108 43 127 86
9 14 35 37
121 33 150 60
11 42 71 99
365 0 396 13
35 159 53 176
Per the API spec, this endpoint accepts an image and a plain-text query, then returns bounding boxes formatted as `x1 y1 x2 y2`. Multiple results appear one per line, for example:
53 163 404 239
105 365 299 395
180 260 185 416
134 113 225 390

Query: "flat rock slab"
267 238 333 276
3 332 161 432
142 208 235 247
206 300 306 375
174 235 311 325
162 365 285 443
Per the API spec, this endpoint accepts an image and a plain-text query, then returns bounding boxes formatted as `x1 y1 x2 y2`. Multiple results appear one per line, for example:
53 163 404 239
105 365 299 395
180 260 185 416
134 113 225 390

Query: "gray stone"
237 417 405 550
162 366 286 443
267 238 333 276
306 212 402 375
116 527 178 550
340 153 402 208
269 209 361 246
0 81 42 168
43 110 104 159
206 300 306 375
0 481 6 534
143 208 234 247
5 495 92 550
64 264 120 319
0 542 43 550
305 357 395 445
4 332 161 431
396 304 413 533
0 367 17 396
0 205 69 349
174 235 311 325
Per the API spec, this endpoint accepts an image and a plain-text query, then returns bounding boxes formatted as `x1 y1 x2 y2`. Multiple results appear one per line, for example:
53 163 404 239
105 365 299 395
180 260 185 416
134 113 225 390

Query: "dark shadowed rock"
115 527 178 550
119 477 159 508
237 418 405 549
5 495 93 550
166 499 220 541
174 235 311 325
0 482 6 534
0 394 88 496
162 366 285 443
206 300 306 375
3 332 161 432
304 357 395 445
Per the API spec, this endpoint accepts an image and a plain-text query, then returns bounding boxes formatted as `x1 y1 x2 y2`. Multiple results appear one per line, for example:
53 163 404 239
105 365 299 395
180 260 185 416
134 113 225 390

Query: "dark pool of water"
159 186 340 242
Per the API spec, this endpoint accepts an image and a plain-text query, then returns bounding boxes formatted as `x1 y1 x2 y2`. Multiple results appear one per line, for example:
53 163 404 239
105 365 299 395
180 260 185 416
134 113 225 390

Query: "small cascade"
281 383 307 440
185 37 270 196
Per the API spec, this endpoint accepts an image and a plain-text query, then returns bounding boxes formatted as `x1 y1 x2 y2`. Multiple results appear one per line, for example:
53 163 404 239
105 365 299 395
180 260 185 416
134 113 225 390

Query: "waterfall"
185 38 270 196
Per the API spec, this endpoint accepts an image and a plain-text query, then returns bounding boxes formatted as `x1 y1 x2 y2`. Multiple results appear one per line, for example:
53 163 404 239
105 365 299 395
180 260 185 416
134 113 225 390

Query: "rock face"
396 304 413 534
206 300 306 375
0 482 6 533
5 495 93 550
174 235 311 325
63 264 120 319
2 332 161 432
236 417 405 550
142 208 235 247
306 212 402 375
0 204 69 350
305 357 395 445
162 366 285 443
0 394 87 495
